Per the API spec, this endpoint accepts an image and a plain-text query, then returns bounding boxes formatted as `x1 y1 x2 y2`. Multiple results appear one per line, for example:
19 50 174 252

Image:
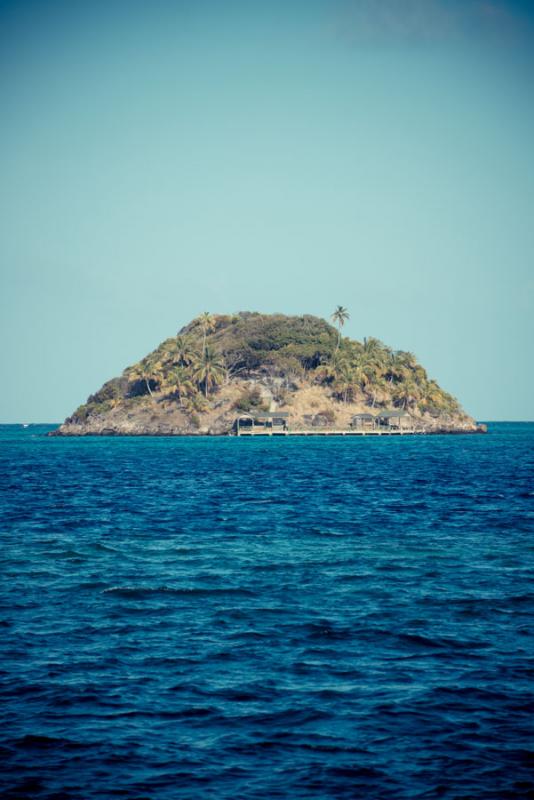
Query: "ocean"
1 423 533 799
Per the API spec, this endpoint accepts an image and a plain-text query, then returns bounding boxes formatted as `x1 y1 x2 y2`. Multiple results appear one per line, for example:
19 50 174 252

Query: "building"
351 413 376 430
235 411 289 435
375 410 413 430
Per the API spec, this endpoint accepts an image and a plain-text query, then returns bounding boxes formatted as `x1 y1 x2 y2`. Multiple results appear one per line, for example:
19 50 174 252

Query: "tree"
193 345 226 398
395 350 417 372
167 366 194 407
199 312 216 355
331 306 350 351
385 351 406 385
334 364 356 403
362 337 389 373
366 376 387 408
352 354 372 392
127 363 158 398
393 377 420 410
174 335 197 367
316 350 349 383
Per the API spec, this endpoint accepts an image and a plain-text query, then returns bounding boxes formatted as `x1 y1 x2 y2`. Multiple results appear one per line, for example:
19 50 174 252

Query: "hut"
351 413 376 430
235 411 289 435
375 410 413 430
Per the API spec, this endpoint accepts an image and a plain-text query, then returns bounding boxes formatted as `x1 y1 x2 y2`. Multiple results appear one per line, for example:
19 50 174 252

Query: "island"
52 312 484 436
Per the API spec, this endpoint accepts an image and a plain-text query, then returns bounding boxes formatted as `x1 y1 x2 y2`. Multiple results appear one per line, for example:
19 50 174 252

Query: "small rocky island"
53 312 482 436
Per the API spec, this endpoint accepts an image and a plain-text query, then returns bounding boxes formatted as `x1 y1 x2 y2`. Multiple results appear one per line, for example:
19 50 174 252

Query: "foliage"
233 386 269 412
192 345 226 398
331 305 350 349
210 313 337 373
70 311 464 422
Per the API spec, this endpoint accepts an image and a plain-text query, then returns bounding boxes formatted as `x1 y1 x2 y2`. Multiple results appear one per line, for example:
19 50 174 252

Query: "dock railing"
235 425 424 436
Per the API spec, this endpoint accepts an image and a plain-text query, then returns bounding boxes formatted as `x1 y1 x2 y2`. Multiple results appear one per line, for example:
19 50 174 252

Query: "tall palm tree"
331 306 350 351
199 312 216 355
193 345 226 398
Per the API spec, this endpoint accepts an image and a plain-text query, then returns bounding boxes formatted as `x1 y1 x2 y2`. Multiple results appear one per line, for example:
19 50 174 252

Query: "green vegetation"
192 345 226 398
331 305 350 351
313 332 461 414
233 386 269 412
67 311 463 425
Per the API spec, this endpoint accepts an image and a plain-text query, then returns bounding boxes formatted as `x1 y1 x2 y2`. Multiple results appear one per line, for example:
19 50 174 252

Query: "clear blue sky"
1 0 533 422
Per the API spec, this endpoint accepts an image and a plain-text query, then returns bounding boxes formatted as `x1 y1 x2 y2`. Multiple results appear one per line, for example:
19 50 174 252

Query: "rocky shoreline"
50 395 486 437
50 427 487 436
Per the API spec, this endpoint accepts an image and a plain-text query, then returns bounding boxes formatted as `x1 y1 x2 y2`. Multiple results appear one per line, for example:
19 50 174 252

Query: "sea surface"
1 423 533 799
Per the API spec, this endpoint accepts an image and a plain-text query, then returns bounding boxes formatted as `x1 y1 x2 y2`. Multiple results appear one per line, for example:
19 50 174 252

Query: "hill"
53 312 477 435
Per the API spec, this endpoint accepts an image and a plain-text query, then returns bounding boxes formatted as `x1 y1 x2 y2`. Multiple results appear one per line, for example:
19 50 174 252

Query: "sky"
1 0 533 422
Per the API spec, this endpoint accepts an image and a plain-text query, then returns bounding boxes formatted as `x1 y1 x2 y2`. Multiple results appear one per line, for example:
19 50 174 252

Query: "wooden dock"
235 429 424 437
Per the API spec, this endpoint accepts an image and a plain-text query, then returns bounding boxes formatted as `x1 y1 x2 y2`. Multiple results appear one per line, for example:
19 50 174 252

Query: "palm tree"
385 351 406 386
199 312 216 355
362 337 389 372
331 306 349 351
174 335 196 367
352 355 372 392
193 345 226 398
318 351 349 382
167 366 194 407
128 363 158 398
393 377 420 410
335 365 356 403
366 375 387 408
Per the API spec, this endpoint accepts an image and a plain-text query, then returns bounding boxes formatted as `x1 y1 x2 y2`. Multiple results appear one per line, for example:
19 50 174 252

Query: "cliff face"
54 312 478 435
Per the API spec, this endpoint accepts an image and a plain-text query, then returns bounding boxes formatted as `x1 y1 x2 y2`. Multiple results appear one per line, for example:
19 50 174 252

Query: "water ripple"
0 423 533 799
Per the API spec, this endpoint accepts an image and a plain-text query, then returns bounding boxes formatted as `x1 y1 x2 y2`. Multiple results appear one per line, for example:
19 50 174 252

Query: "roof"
352 413 375 420
376 410 411 418
238 411 289 419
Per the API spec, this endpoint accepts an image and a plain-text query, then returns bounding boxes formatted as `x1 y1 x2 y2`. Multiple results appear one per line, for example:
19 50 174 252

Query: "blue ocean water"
1 423 533 800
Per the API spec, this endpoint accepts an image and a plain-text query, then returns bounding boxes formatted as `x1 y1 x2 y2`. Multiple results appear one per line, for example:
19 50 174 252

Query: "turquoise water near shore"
1 423 533 799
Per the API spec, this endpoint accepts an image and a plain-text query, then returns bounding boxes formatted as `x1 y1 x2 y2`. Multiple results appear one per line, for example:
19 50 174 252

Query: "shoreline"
49 426 488 437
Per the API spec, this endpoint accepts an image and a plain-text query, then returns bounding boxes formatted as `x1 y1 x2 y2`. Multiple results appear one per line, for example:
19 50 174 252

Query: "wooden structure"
235 411 289 435
375 410 413 430
351 413 376 430
234 409 423 436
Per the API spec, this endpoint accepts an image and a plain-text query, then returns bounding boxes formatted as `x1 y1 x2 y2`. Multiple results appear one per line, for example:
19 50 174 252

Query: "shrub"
233 386 268 412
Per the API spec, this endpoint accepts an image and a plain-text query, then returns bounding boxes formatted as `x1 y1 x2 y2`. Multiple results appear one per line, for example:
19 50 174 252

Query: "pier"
234 409 420 437
235 428 424 436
